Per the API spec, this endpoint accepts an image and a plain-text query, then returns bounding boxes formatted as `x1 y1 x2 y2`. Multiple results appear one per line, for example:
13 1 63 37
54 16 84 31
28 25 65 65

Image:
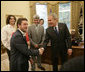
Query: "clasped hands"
67 49 72 56
38 47 44 55
34 44 44 55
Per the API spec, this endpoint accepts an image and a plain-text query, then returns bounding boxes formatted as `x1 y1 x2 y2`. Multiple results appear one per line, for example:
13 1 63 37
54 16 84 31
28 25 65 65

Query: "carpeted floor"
1 52 61 71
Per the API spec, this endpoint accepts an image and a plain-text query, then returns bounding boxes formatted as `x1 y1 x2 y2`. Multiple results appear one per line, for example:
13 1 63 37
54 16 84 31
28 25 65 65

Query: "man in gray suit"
28 15 45 71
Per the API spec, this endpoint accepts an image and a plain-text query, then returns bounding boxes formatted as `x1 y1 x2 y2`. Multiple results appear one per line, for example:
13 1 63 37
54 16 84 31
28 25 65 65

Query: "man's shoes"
38 66 45 71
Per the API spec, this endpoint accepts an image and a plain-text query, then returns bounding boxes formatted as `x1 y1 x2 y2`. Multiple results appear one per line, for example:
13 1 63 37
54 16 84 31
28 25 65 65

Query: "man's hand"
29 58 33 64
38 47 44 55
67 49 72 56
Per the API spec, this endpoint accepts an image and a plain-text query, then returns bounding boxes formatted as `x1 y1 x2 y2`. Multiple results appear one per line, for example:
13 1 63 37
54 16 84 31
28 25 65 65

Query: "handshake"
38 47 44 55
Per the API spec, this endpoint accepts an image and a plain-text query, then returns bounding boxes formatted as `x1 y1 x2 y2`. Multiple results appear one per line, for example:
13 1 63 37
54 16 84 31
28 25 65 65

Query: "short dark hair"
40 19 44 22
17 18 28 28
6 15 16 25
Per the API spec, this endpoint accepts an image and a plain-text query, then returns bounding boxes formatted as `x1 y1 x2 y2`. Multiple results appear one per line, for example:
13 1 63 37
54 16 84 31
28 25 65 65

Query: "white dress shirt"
18 28 31 49
54 23 59 33
18 28 26 36
1 24 16 50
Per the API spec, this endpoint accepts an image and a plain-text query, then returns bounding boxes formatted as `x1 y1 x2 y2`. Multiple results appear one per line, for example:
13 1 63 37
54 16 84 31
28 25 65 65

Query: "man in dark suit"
41 13 72 71
10 18 44 71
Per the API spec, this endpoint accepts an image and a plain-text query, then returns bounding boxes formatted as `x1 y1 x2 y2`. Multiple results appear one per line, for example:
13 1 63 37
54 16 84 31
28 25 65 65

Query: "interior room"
1 1 84 71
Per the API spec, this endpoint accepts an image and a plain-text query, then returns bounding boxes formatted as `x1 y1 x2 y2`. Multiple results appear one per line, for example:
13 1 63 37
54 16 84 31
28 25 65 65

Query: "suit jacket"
43 23 72 58
28 24 44 48
10 29 39 71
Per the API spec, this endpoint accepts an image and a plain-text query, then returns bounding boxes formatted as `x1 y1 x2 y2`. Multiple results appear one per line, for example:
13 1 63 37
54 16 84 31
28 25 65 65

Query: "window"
59 2 71 30
36 3 48 29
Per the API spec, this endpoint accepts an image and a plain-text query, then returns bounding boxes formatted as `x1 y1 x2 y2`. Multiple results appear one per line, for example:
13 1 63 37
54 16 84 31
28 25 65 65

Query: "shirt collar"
54 23 58 30
34 24 39 27
18 28 26 36
55 23 58 28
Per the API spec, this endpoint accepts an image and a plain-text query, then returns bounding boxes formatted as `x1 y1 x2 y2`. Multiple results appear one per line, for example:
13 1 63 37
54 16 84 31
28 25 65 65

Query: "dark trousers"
52 53 67 71
10 61 29 71
6 49 10 61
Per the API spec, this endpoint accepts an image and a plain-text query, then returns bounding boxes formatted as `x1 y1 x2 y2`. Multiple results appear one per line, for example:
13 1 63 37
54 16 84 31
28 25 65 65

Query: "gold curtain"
71 1 83 37
29 1 84 37
29 1 50 24
79 1 84 40
47 2 59 26
29 2 36 24
29 1 71 25
29 1 60 25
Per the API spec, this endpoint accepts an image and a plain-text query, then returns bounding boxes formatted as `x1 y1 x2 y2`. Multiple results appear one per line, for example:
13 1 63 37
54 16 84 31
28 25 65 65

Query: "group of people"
1 13 72 71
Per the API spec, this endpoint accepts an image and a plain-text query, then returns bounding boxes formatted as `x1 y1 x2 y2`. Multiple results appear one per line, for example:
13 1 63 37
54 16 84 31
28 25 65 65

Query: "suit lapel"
17 30 27 45
51 24 62 37
37 24 41 34
51 27 55 33
58 23 62 35
34 24 38 37
17 30 23 37
50 27 58 37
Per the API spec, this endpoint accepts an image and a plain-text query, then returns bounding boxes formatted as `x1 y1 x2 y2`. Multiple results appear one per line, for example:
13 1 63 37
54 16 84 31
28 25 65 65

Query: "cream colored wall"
1 1 84 40
1 1 30 28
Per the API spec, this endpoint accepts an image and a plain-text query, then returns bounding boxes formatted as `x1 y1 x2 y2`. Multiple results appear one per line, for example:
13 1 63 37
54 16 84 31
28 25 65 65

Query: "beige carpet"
1 52 61 71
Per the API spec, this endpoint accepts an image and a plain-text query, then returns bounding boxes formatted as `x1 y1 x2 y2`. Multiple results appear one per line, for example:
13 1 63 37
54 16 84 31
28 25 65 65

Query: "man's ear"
18 24 21 28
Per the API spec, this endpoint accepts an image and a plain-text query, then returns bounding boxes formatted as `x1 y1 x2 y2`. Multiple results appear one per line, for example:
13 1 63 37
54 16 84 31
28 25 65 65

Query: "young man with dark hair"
10 18 44 71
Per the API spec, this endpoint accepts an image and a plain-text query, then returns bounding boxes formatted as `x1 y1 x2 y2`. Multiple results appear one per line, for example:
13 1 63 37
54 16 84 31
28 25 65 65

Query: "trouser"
52 53 67 71
10 61 29 71
31 54 42 71
6 48 10 61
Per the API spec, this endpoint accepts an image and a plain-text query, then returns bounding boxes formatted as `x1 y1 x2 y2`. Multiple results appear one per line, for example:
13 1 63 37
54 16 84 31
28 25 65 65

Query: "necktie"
26 32 29 42
55 27 59 34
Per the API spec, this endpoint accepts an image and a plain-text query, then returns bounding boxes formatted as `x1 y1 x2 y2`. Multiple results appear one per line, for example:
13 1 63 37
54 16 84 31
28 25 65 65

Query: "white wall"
1 1 30 28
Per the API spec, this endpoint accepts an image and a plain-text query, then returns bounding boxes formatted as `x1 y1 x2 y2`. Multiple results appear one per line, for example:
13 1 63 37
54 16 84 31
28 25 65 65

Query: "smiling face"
18 20 28 32
9 16 16 26
33 19 40 25
48 16 58 27
40 20 44 25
